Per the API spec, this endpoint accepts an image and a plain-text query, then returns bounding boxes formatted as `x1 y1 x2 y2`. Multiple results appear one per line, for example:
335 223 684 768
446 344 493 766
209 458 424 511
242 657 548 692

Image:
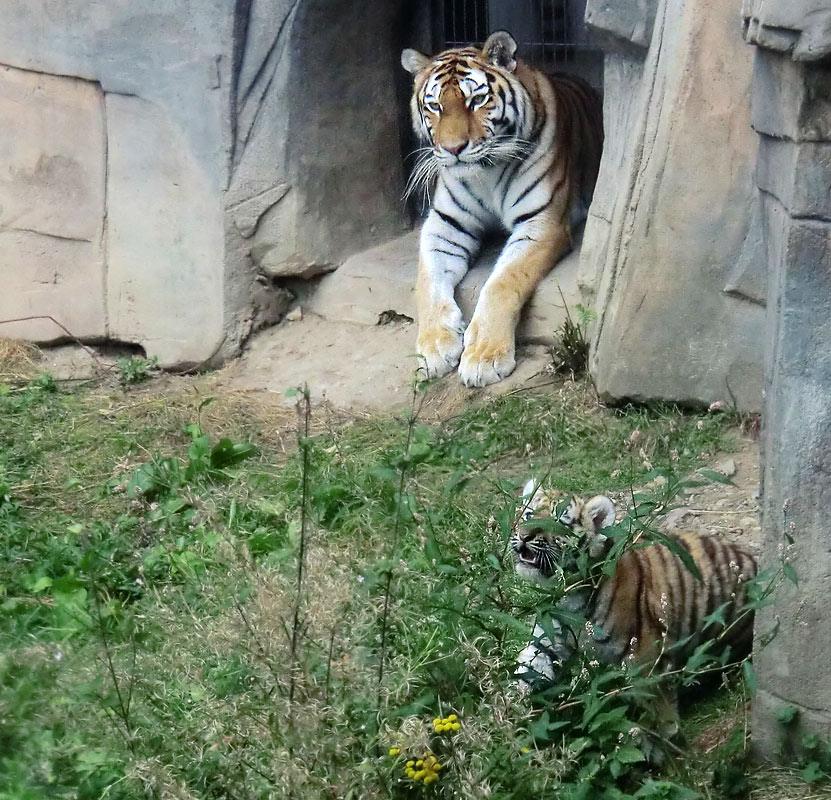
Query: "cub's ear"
519 477 539 498
401 48 431 75
587 495 616 531
482 30 518 72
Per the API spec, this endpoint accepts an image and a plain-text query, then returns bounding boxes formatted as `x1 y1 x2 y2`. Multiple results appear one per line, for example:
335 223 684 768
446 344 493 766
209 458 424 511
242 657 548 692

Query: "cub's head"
401 31 528 167
511 480 616 582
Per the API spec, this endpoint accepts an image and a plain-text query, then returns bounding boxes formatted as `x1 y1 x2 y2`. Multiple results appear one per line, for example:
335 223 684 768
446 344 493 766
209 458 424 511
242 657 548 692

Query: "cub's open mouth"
517 552 539 566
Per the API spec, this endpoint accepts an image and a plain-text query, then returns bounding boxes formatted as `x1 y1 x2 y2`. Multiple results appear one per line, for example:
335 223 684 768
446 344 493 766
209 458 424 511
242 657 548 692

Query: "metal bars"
434 0 599 71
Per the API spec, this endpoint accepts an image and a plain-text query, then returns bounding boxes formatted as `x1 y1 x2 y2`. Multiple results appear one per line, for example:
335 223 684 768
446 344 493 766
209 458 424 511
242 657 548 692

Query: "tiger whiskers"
486 135 535 162
403 151 439 206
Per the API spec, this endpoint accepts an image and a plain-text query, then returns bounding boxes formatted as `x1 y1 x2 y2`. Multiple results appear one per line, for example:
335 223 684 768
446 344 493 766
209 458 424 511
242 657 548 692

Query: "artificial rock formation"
0 0 408 366
742 1 831 758
581 0 765 410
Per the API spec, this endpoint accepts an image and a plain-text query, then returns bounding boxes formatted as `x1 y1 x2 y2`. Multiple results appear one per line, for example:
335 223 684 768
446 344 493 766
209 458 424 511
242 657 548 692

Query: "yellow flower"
416 760 423 767
406 760 415 768
448 714 458 722
424 774 438 785
451 722 461 731
389 747 401 756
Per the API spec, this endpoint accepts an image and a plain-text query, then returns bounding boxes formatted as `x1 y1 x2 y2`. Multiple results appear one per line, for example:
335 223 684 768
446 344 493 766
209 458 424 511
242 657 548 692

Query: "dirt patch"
663 433 761 552
217 312 563 418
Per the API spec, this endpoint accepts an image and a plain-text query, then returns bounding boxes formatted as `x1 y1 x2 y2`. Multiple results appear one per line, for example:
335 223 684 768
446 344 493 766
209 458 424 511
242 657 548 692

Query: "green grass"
0 373 819 799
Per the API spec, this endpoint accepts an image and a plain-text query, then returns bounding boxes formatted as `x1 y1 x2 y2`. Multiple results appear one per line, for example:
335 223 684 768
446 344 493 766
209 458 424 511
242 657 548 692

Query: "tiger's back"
512 489 758 684
588 530 757 668
545 72 604 224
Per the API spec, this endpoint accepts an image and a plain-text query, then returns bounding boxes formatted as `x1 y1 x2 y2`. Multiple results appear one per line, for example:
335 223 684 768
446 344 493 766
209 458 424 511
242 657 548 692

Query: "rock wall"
741 0 831 759
0 0 408 366
581 0 765 410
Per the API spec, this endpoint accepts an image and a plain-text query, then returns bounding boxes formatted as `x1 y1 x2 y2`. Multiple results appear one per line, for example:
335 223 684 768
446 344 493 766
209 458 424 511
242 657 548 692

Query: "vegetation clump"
0 371 815 799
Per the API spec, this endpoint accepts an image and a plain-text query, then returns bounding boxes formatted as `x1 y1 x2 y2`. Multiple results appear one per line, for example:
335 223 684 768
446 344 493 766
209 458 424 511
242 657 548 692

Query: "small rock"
644 475 668 491
286 306 303 322
714 458 736 477
661 507 697 531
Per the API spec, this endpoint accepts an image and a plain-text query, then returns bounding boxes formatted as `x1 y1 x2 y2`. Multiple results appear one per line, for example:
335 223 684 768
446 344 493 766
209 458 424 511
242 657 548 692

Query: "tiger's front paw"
416 319 465 379
458 319 516 387
515 641 555 691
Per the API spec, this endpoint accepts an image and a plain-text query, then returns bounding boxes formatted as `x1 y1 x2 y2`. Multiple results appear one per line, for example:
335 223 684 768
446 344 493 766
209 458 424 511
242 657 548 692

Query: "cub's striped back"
513 491 757 676
587 520 757 667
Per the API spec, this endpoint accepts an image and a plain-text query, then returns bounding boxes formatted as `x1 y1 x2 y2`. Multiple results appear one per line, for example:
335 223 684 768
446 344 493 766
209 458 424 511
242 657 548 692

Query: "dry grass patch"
0 336 41 380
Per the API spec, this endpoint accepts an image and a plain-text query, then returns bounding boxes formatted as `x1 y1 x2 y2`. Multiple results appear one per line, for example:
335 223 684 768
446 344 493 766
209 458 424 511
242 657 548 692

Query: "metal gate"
432 0 602 84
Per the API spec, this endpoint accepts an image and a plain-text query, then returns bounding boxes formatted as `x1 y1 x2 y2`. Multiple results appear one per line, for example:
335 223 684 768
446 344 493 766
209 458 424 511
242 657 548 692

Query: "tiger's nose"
444 141 467 155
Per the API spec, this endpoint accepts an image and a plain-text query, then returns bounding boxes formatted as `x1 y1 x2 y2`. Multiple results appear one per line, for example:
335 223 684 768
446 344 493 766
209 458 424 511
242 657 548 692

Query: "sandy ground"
662 433 761 551
219 312 566 415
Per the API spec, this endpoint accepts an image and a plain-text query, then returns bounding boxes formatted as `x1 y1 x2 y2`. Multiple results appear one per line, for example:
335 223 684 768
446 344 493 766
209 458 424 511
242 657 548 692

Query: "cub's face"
510 486 576 582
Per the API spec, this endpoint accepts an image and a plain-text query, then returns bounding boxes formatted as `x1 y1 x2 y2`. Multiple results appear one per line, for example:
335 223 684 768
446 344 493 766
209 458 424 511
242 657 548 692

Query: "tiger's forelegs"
459 219 570 387
415 215 477 378
415 256 466 378
515 619 573 692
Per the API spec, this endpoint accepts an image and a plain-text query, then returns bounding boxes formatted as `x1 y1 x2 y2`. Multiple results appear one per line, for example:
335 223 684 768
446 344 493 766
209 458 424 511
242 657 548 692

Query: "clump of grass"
550 299 596 376
0 371 806 800
0 336 41 381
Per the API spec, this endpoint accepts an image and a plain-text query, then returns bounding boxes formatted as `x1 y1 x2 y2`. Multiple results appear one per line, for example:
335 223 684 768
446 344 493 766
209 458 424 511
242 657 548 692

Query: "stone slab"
756 136 831 221
742 0 831 61
0 65 106 342
105 94 224 367
584 0 765 411
229 313 557 411
752 212 831 757
751 50 831 142
308 229 582 346
585 0 658 52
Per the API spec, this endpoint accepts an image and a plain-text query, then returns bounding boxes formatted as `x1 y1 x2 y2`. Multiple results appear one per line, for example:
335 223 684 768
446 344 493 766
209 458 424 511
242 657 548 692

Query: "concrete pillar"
742 0 831 757
582 0 765 411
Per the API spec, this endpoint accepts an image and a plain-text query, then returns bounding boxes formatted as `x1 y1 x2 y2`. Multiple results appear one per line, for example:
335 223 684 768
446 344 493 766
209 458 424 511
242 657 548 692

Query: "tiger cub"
511 481 757 698
401 31 603 388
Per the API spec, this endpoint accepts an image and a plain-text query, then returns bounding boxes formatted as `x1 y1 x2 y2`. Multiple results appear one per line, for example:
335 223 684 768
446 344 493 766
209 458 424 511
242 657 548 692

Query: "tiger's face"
510 483 574 582
401 31 528 167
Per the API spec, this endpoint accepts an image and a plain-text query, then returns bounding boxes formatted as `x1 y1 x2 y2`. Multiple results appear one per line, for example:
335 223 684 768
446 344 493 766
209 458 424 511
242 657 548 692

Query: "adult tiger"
511 482 757 723
401 31 603 387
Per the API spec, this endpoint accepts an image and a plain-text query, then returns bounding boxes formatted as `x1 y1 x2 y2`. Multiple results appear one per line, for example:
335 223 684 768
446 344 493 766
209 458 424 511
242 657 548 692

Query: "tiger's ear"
482 31 518 72
401 48 431 75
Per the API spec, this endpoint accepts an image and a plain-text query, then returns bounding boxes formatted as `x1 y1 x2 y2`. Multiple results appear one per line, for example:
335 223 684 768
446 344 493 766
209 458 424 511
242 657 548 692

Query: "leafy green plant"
0 370 805 800
117 355 158 387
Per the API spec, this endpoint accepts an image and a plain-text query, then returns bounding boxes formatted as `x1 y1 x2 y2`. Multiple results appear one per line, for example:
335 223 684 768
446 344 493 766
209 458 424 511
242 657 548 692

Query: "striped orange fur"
513 487 757 692
401 32 603 387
